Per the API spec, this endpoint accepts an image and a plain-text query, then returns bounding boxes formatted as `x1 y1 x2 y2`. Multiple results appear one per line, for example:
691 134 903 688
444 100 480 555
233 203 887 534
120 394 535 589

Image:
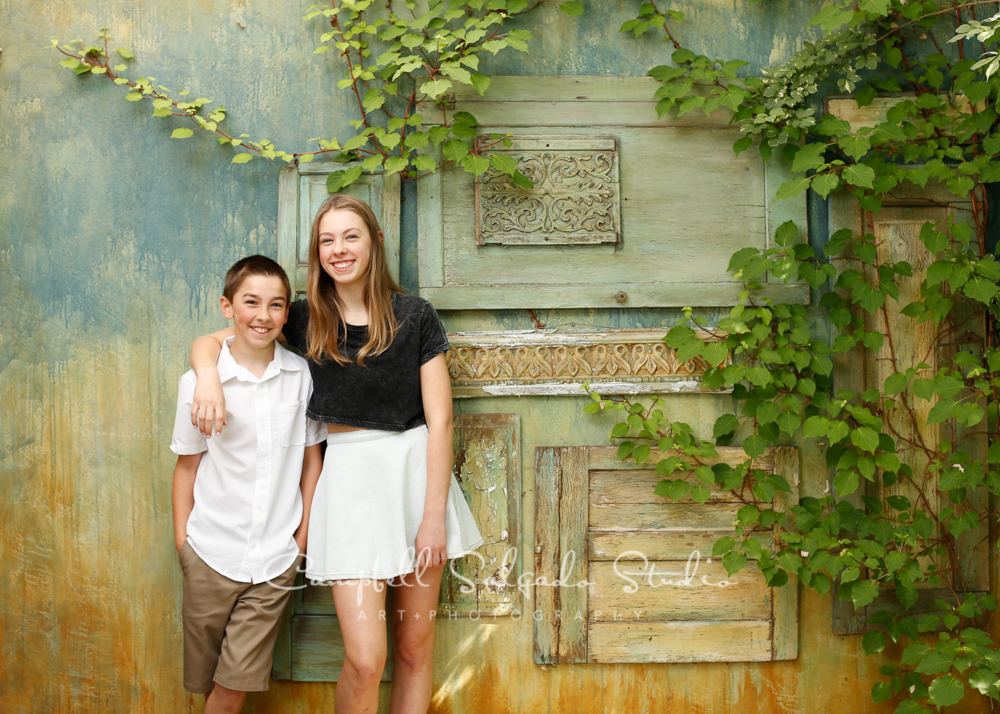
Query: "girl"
188 195 484 714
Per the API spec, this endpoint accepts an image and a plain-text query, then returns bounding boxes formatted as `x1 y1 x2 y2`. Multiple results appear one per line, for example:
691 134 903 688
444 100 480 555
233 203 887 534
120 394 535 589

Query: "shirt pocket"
277 401 307 447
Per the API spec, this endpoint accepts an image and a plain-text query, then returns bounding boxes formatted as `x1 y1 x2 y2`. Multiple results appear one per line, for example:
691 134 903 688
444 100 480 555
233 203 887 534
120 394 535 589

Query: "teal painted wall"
3 2 981 713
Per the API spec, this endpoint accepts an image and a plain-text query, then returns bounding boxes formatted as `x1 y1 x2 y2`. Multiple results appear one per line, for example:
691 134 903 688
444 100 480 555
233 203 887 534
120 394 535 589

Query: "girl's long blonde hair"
305 194 402 366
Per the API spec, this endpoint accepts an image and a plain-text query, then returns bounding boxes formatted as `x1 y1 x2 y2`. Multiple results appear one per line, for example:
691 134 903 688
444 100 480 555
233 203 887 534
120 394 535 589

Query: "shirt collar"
218 336 302 383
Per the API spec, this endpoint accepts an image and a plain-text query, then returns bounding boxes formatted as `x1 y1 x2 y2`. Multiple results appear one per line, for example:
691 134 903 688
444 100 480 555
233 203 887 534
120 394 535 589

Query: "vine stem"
876 0 1000 43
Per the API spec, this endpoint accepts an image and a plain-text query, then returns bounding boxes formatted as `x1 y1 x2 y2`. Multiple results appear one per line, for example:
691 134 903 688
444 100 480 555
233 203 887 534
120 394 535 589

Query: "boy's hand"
192 371 227 437
175 535 186 554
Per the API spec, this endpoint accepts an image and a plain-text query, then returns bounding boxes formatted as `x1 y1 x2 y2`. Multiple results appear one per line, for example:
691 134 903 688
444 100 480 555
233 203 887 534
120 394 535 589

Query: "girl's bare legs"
331 579 390 714
388 563 445 714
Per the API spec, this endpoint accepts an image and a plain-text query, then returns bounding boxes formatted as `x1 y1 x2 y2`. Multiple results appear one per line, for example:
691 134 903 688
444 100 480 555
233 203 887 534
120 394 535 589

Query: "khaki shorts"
179 542 300 693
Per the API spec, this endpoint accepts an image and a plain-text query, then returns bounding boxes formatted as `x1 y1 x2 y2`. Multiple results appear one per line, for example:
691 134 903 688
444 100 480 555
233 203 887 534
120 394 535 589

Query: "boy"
170 255 326 713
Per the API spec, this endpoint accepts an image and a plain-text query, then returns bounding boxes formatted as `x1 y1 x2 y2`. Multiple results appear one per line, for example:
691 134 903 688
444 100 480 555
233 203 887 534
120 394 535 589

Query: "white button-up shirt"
171 337 326 583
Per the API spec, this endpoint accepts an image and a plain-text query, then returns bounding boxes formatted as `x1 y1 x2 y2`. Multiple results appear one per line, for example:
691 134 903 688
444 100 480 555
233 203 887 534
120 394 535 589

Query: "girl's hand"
414 519 447 569
192 371 226 437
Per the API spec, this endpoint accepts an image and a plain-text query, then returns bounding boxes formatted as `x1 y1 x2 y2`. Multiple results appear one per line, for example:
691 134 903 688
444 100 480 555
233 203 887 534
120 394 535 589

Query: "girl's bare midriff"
327 424 365 434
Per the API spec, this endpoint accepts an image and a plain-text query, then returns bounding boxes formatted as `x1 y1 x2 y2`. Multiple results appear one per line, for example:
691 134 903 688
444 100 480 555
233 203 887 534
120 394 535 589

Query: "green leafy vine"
588 1 1000 711
50 0 585 192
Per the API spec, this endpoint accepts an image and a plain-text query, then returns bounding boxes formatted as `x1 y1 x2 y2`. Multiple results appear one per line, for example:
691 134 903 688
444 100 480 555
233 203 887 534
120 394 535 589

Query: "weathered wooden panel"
590 469 738 504
590 503 744 532
589 531 773 561
417 76 808 309
589 561 771 621
587 621 773 663
439 413 521 616
291 615 392 683
536 445 799 665
533 446 563 665
828 183 988 633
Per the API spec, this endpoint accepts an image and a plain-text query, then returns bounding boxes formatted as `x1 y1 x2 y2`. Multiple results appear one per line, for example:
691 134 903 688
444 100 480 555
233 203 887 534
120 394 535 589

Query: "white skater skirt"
305 425 485 581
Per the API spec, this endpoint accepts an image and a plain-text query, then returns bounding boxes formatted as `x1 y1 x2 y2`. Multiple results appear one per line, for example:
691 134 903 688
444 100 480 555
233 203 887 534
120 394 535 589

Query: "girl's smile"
317 208 373 289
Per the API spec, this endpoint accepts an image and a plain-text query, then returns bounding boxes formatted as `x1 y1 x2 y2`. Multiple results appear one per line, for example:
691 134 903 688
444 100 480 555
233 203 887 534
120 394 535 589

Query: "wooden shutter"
829 184 989 634
534 445 799 664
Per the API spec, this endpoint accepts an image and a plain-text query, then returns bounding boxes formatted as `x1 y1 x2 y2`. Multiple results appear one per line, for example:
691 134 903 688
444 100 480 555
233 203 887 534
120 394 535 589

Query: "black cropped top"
283 292 451 431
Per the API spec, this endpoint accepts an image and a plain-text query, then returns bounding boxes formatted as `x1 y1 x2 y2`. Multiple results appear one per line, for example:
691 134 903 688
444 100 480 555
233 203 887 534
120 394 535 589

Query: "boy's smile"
220 274 289 363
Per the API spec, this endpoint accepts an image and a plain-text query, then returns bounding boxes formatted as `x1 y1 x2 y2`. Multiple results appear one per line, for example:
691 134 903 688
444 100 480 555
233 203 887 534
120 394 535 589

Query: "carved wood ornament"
474 135 621 245
445 329 729 397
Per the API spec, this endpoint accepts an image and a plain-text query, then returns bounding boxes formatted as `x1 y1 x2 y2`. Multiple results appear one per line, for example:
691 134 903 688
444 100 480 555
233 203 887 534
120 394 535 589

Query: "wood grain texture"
439 414 521 616
589 530 773 561
587 621 773 663
557 447 590 663
589 561 771 621
533 446 562 664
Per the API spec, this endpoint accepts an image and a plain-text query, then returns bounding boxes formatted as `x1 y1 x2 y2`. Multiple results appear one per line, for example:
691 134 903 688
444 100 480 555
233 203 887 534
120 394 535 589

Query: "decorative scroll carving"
474 135 621 245
446 329 730 398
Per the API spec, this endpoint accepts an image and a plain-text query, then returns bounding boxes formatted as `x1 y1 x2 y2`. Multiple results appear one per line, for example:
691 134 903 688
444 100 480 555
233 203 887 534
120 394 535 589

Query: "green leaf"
701 341 729 367
811 173 840 198
743 434 766 458
231 152 252 163
722 551 747 576
59 57 82 69
672 48 696 64
928 676 965 707
443 139 469 163
851 426 880 453
775 176 811 202
773 220 798 247
839 135 871 161
412 154 437 172
116 47 134 59
843 164 875 188
125 93 143 102
470 73 491 95
862 630 885 655
384 156 408 175
461 154 491 175
488 153 518 176
421 78 452 98
171 128 194 139
714 414 739 438
791 143 827 173
851 579 879 608
559 1 584 15
326 165 363 193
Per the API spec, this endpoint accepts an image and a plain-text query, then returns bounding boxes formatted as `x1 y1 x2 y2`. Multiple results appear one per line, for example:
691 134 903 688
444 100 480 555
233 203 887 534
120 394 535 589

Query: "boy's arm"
189 327 234 437
172 453 203 553
294 443 323 553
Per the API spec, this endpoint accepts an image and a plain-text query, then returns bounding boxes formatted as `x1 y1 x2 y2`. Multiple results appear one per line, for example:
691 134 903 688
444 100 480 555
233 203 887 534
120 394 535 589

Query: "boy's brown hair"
223 255 292 304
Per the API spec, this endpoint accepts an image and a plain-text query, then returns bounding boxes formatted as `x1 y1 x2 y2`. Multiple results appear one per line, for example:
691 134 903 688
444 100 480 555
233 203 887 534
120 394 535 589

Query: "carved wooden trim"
445 329 729 398
474 135 620 246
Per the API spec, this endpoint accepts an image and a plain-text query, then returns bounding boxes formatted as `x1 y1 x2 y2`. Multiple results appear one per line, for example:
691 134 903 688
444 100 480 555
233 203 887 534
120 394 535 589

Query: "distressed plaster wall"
1 1 992 712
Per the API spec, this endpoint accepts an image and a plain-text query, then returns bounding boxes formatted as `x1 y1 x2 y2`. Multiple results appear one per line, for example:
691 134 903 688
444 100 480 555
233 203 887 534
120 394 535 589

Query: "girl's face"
316 208 375 291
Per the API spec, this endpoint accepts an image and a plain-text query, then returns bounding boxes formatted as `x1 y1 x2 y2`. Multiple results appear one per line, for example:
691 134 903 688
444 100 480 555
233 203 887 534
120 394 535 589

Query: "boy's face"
220 274 289 352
